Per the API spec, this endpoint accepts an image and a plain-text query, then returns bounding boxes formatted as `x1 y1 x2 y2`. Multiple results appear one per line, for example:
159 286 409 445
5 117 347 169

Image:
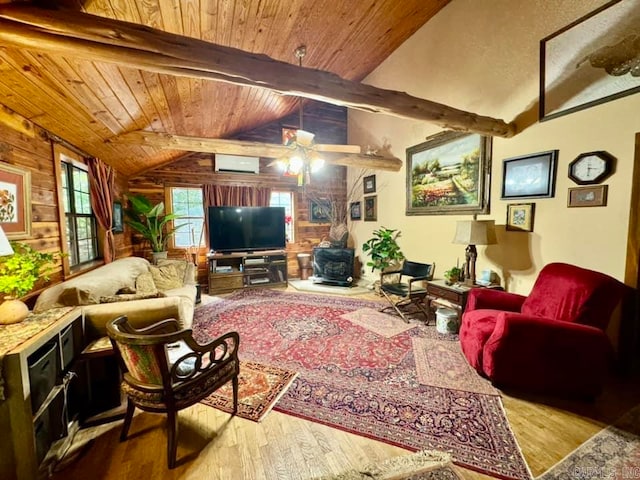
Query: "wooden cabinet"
0 308 83 480
208 250 288 294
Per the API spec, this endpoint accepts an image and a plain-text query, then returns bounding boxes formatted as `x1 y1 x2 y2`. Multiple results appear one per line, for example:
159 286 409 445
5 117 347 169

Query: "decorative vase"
152 251 168 264
0 298 30 325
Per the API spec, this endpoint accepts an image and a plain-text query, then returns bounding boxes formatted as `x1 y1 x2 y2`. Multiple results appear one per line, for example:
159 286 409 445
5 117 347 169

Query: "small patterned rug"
412 337 499 396
538 403 640 479
200 360 298 422
314 450 461 480
341 307 417 338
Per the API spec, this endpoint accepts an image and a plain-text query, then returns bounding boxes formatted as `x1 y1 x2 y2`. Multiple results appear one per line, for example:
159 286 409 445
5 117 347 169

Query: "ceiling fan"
111 46 402 179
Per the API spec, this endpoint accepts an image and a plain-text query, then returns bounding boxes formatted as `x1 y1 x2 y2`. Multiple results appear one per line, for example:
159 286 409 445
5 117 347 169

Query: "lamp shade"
452 220 497 246
0 225 13 256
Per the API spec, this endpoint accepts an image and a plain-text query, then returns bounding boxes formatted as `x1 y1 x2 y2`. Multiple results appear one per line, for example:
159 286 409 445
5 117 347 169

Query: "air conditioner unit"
215 154 260 174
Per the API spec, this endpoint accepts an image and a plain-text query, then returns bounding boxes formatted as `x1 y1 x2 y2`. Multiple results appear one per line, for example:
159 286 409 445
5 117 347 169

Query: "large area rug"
193 289 531 480
201 360 298 422
538 403 640 479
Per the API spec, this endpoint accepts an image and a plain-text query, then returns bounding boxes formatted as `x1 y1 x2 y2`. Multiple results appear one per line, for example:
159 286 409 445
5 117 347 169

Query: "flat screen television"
208 206 286 252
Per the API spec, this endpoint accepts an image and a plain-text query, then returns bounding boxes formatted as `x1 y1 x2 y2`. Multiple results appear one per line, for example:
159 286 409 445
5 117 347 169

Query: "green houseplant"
362 227 405 273
443 266 462 285
0 242 61 324
124 194 183 260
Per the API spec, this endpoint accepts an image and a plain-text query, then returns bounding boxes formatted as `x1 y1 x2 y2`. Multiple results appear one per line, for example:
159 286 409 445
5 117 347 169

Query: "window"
270 191 294 241
169 187 205 248
60 159 99 267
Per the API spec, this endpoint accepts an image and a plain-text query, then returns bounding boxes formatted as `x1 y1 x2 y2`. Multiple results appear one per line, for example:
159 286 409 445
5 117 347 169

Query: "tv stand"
208 250 288 294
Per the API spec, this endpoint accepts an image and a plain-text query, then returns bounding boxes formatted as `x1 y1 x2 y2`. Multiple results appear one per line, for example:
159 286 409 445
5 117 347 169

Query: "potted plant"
0 242 60 324
124 194 183 262
443 266 462 285
362 227 405 273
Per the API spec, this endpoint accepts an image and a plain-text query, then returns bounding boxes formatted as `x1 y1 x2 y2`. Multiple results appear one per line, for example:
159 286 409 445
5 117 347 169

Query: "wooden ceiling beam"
0 5 516 138
112 131 403 172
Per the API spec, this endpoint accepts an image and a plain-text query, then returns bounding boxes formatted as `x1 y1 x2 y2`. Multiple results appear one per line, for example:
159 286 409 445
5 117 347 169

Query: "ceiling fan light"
289 156 303 173
296 129 315 147
310 157 325 172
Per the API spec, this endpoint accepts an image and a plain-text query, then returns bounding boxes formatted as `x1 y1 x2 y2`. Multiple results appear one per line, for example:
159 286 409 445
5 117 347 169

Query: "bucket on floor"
436 308 459 334
297 253 313 280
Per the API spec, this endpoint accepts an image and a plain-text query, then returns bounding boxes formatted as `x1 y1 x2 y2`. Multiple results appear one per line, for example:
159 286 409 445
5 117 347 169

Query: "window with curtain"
270 191 294 242
60 159 99 267
169 186 205 248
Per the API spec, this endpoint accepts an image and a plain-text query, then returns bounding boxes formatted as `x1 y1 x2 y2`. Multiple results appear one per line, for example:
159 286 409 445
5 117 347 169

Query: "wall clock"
568 151 615 185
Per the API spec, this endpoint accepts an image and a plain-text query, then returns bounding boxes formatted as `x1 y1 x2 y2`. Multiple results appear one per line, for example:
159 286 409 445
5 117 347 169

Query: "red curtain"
87 157 115 263
203 184 272 249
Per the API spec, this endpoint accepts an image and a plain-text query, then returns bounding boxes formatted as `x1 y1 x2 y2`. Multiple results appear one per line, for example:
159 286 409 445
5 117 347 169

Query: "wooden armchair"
106 315 240 468
380 260 435 323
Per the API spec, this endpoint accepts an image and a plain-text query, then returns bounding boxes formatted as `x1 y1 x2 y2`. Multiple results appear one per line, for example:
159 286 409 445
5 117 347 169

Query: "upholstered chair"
459 262 627 398
460 263 626 398
107 316 240 468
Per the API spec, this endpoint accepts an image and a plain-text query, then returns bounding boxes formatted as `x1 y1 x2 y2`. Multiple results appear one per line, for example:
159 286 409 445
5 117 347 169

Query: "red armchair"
459 263 627 397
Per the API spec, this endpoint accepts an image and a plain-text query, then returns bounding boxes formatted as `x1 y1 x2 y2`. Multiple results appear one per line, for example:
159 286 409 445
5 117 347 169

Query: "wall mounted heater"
214 154 260 174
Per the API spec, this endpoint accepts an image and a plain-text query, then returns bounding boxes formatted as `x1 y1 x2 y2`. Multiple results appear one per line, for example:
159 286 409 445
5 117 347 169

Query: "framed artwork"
0 162 31 239
406 132 492 215
501 150 558 199
363 175 376 194
540 0 640 121
350 201 361 221
309 199 331 223
364 196 377 221
567 185 608 207
282 126 297 145
506 203 535 232
112 200 124 233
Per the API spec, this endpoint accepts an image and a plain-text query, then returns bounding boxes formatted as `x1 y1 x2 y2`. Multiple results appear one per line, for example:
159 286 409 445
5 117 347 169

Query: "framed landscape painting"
406 132 492 215
0 162 31 239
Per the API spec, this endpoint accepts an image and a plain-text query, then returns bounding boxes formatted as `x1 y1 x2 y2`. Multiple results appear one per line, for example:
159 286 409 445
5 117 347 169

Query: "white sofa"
34 257 197 339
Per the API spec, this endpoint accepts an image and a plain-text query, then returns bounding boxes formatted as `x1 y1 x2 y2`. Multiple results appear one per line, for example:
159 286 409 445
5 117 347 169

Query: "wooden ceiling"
0 0 451 176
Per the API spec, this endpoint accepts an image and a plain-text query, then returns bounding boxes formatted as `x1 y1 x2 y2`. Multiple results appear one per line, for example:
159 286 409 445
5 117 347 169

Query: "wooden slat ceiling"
0 0 450 176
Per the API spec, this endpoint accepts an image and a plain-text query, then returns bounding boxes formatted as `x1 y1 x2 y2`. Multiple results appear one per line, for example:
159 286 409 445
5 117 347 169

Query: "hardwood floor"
50 288 640 480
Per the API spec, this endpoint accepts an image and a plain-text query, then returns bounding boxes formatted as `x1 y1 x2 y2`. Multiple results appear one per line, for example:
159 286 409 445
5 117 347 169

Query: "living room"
0 0 639 479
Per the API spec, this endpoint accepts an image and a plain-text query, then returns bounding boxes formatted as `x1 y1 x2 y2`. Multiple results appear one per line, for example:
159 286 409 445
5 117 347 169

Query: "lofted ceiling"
0 0 452 176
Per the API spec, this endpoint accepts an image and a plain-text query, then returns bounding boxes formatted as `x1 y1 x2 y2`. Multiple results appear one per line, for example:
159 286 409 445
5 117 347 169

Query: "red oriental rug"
201 360 298 422
193 289 531 480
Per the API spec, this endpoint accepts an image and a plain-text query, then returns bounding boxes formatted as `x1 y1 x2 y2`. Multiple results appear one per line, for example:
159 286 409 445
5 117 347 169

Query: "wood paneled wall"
0 105 132 303
128 102 349 283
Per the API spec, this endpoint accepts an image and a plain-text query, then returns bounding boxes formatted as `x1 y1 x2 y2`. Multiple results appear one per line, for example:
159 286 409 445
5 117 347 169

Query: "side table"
425 280 471 325
425 280 503 326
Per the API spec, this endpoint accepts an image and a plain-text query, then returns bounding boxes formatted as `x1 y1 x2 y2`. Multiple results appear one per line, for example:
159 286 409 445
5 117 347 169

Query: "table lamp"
452 215 497 286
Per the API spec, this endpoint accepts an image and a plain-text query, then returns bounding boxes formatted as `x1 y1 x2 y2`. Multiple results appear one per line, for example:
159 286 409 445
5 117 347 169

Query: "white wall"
349 0 639 295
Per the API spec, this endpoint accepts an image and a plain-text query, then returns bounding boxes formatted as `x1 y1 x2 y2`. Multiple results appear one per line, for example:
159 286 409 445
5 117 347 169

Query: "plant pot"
0 298 30 325
152 251 168 264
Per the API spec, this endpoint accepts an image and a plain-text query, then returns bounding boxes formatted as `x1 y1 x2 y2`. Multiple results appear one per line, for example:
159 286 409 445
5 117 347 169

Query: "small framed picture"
112 200 124 233
364 196 377 221
309 199 331 222
506 203 535 232
363 175 376 194
567 185 608 208
350 201 361 221
0 162 31 239
501 150 558 199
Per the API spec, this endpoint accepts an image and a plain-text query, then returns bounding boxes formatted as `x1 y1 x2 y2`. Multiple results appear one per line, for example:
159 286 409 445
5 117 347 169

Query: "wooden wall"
0 105 132 303
128 101 349 284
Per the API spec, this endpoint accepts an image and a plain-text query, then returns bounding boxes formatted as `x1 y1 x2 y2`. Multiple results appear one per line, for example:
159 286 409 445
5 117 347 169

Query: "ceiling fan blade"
325 153 402 172
316 143 361 154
